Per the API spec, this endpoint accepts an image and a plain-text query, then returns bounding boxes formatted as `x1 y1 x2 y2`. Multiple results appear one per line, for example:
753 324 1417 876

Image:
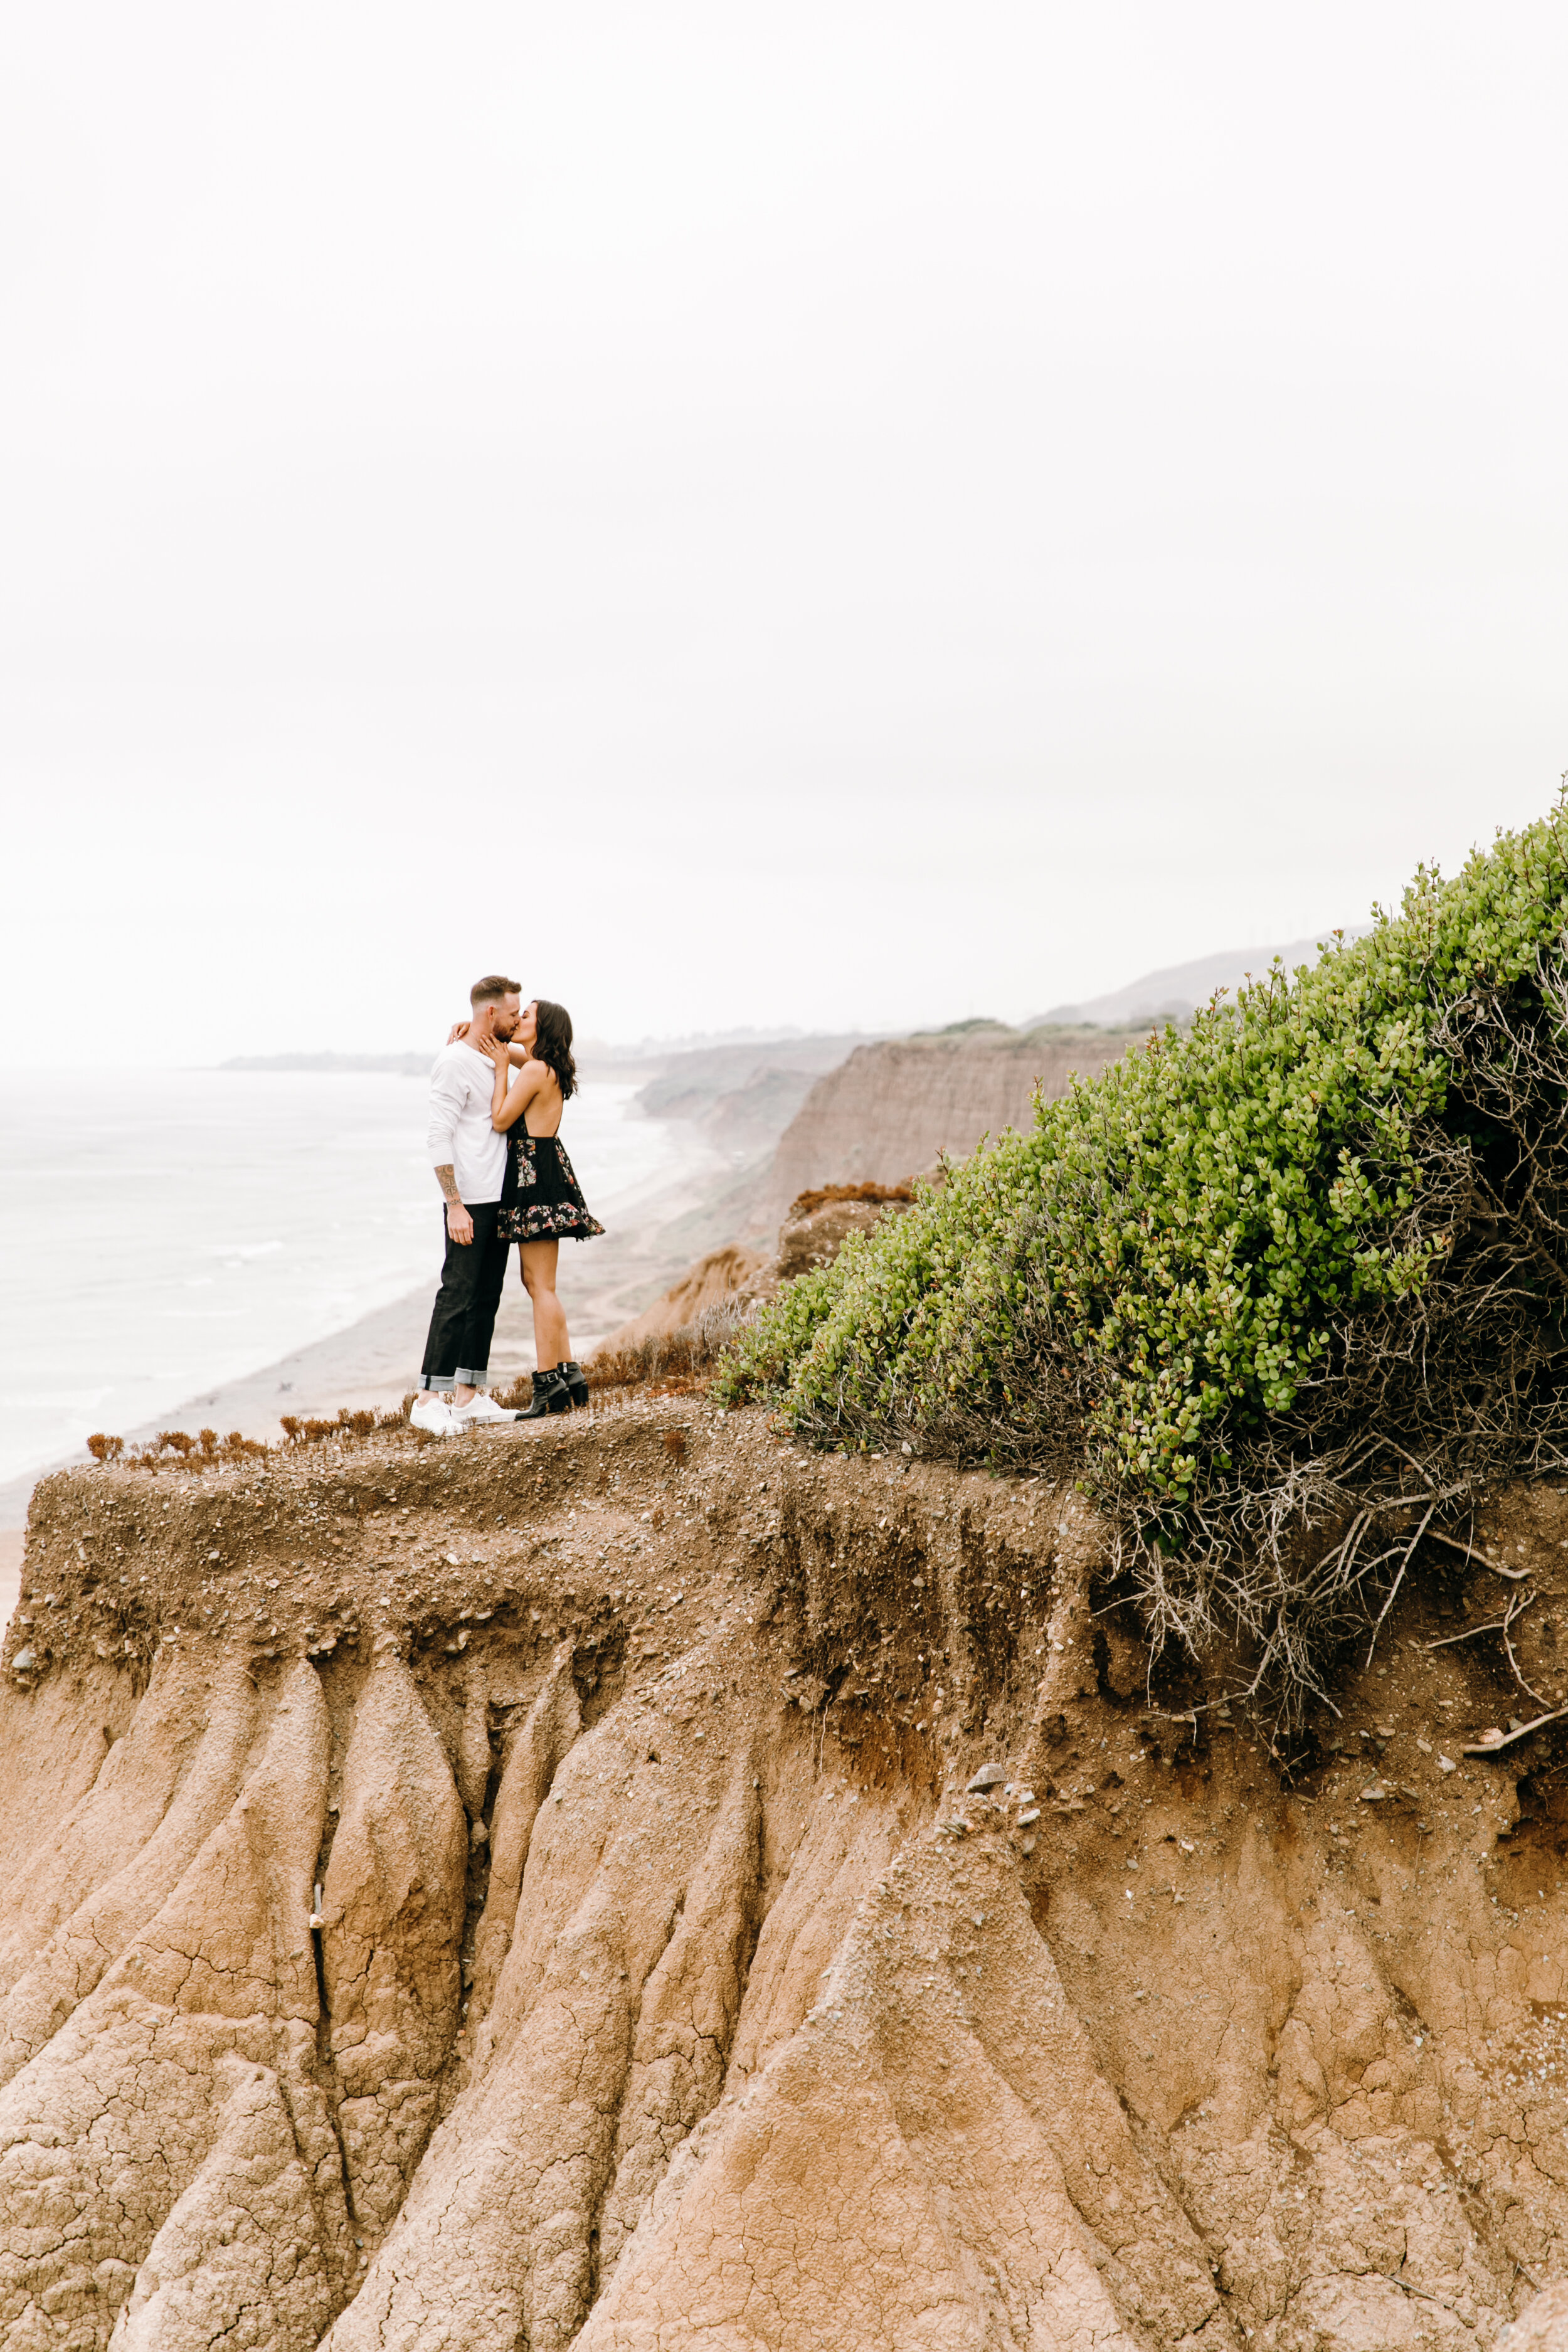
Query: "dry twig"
1425 1528 1530 1579
1464 1705 1568 1757
1426 1591 1549 1703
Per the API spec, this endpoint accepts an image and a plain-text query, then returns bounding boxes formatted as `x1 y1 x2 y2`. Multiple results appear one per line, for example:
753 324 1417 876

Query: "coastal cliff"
749 1025 1133 1233
5 1408 1568 2348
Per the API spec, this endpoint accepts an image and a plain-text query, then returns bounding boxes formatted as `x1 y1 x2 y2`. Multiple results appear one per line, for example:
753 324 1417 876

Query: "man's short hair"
470 974 522 1007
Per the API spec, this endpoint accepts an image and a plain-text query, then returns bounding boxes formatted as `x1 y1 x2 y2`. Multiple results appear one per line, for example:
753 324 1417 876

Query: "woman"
489 998 604 1416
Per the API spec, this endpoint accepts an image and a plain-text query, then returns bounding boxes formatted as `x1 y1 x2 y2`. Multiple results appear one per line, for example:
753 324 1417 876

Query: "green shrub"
721 797 1568 1716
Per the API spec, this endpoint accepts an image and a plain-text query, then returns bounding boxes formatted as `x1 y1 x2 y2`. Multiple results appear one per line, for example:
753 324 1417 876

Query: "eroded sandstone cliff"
751 1029 1132 1233
4 1408 1568 2348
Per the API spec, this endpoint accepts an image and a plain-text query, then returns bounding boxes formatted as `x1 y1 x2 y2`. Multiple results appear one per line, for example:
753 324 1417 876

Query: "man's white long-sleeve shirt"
426 1042 507 1205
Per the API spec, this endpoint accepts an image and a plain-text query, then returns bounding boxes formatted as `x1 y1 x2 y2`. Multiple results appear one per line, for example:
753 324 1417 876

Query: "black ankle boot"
519 1367 568 1419
561 1360 590 1409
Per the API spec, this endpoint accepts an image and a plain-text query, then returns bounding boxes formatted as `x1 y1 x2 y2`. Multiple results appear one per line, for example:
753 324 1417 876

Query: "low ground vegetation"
721 795 1568 1726
85 1405 405 1471
576 1297 754 1399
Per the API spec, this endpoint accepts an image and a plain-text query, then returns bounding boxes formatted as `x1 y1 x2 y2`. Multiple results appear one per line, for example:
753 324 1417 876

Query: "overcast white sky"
3 3 1565 1065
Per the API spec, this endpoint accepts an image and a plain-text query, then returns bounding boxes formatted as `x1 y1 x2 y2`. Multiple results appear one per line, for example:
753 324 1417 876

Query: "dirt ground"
5 1402 1568 2348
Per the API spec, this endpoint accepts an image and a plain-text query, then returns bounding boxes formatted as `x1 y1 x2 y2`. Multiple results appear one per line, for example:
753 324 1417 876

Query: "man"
411 975 524 1436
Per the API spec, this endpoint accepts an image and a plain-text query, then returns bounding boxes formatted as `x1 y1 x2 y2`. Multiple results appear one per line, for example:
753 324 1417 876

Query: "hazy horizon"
5 3 1567 1069
0 924 1369 1070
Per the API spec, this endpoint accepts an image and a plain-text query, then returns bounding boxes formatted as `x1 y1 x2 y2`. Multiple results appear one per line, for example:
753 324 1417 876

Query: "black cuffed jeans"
418 1203 510 1392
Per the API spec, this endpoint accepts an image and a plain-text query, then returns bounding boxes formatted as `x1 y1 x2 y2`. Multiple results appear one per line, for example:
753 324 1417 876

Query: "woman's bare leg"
519 1239 571 1369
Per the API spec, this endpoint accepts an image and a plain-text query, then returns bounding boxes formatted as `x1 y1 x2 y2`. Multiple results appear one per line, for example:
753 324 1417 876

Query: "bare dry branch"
1425 1529 1530 1578
1464 1704 1568 1757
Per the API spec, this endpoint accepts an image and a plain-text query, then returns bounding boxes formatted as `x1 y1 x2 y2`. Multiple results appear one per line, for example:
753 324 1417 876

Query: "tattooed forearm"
435 1165 462 1207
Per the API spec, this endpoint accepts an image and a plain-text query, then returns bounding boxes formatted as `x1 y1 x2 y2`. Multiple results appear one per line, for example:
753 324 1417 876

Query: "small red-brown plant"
783 1180 913 1218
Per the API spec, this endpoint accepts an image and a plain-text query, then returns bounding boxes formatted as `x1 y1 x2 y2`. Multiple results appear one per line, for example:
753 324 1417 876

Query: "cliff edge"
4 1409 1568 2348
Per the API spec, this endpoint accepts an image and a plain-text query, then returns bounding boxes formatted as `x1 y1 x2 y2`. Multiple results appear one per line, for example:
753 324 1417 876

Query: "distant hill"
628 1035 879 1119
579 1023 862 1066
1034 930 1370 1030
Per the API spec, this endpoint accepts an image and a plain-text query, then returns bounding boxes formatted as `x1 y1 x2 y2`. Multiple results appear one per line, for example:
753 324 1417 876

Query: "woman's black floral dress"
496 1131 605 1244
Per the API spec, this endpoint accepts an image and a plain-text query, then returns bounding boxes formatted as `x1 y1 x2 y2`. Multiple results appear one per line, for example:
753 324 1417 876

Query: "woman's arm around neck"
492 1049 546 1132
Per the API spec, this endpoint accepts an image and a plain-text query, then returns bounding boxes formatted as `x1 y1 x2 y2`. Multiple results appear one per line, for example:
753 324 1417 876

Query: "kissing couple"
411 977 605 1437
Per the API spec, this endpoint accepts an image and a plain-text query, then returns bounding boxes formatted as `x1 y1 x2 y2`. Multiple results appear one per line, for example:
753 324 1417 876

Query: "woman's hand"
447 1020 471 1045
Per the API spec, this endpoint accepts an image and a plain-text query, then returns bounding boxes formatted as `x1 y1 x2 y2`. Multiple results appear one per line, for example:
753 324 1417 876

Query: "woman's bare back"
521 1061 563 1137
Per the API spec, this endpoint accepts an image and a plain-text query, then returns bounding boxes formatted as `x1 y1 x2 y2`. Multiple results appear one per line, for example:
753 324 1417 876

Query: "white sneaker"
410 1396 463 1437
453 1392 522 1426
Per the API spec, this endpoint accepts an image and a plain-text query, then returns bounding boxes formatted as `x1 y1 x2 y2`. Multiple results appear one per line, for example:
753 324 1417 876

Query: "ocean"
0 1067 695 1492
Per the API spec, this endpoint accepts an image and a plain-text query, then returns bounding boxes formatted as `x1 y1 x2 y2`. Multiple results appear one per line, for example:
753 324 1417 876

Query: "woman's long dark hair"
532 999 577 1101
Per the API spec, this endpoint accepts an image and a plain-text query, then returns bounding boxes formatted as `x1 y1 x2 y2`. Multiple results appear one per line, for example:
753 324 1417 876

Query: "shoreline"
0 1135 758 1541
